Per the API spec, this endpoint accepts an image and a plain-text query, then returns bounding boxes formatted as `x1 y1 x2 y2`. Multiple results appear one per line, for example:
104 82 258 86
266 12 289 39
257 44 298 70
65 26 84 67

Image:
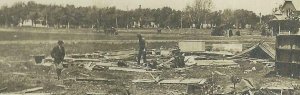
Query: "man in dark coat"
51 40 65 80
137 34 146 65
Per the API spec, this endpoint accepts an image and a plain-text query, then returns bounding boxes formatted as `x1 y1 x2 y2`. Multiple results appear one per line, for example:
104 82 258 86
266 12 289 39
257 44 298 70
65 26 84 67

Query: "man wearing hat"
137 34 146 65
51 40 65 80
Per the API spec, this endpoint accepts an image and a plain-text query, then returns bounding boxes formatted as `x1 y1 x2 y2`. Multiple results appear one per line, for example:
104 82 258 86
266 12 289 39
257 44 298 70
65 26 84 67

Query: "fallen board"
73 59 101 62
12 87 44 93
0 93 52 95
178 41 205 52
86 92 107 95
95 62 118 67
194 60 238 66
132 79 156 83
159 78 206 84
74 78 113 82
108 67 162 73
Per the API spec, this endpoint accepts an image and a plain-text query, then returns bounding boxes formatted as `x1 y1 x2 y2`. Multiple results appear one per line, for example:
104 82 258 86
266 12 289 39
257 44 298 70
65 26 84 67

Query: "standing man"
137 34 146 65
51 40 65 80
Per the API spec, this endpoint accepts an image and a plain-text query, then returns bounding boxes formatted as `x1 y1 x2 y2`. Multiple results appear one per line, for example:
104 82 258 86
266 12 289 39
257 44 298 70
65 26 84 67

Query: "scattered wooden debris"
193 60 239 66
132 79 156 83
108 67 162 73
65 78 113 82
86 92 107 95
214 71 226 76
0 93 52 95
56 85 67 89
95 62 117 67
79 73 90 77
159 78 206 84
84 62 96 70
12 72 28 76
73 59 101 62
0 87 7 92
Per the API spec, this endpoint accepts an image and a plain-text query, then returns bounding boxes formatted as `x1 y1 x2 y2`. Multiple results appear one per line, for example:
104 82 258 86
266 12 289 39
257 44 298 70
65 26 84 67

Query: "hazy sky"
0 0 285 15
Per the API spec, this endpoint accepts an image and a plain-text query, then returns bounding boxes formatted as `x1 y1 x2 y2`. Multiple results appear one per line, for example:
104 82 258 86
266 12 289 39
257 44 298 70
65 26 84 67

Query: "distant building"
269 0 300 35
19 19 47 27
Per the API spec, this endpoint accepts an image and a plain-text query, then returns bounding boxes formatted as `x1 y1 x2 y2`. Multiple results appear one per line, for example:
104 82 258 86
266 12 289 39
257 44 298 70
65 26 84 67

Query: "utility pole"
115 11 118 28
127 6 129 31
259 13 262 24
116 17 118 28
181 14 183 29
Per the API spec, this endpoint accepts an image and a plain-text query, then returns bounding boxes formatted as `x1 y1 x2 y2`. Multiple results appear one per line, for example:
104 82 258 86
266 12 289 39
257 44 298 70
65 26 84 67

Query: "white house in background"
269 0 300 35
19 19 47 27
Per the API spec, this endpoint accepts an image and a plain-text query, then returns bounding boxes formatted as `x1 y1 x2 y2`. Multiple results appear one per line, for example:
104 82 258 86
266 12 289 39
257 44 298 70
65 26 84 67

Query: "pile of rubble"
20 41 285 94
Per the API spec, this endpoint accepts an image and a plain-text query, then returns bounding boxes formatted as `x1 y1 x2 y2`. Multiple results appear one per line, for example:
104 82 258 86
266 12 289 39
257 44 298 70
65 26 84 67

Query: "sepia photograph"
0 0 299 94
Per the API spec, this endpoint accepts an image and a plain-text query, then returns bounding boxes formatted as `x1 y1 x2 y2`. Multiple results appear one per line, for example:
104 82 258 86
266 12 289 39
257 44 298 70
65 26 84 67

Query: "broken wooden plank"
12 87 44 93
79 73 90 77
108 67 162 73
0 93 51 95
12 72 28 76
73 59 101 62
95 62 118 67
84 62 96 70
86 92 107 95
194 60 238 66
214 71 226 76
22 87 43 93
159 79 206 84
69 78 113 82
132 79 156 83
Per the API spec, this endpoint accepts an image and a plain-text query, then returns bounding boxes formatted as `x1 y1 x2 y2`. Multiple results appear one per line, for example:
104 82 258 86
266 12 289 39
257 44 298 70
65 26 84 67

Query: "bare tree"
185 0 213 28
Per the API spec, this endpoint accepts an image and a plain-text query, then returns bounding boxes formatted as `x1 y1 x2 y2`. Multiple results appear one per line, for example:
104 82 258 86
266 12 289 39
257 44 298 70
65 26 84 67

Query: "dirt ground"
1 27 297 95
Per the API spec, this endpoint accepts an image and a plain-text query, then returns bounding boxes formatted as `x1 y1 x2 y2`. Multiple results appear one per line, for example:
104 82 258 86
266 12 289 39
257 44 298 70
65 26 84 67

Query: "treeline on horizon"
0 0 275 29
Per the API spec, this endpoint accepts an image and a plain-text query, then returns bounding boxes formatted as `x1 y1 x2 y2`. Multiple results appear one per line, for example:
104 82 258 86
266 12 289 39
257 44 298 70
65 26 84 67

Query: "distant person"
229 29 233 37
261 28 266 36
236 30 241 36
51 40 65 80
137 34 146 65
157 28 162 34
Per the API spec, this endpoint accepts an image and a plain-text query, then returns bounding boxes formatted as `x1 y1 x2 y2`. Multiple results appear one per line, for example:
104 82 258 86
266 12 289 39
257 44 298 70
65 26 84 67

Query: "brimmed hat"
137 34 142 38
58 40 64 44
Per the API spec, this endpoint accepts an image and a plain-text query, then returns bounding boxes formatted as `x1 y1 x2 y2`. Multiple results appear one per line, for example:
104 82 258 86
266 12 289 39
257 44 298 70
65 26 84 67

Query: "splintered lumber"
214 71 226 76
12 72 28 76
108 67 162 73
0 93 52 95
159 78 206 84
194 60 238 66
132 79 156 83
71 78 113 82
86 92 107 95
18 87 44 93
95 62 117 67
73 58 101 62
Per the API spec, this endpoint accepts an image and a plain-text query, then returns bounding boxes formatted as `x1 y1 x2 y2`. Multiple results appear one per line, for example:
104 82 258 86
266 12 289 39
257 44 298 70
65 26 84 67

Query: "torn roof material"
230 42 275 60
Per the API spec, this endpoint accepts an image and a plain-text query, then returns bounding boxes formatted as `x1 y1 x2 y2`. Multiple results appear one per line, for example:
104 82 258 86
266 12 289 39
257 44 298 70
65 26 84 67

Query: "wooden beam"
18 87 44 93
0 93 51 95
66 78 113 82
86 92 107 95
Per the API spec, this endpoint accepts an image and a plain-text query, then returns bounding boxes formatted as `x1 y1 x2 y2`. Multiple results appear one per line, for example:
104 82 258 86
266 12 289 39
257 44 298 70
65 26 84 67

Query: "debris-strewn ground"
1 28 299 95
